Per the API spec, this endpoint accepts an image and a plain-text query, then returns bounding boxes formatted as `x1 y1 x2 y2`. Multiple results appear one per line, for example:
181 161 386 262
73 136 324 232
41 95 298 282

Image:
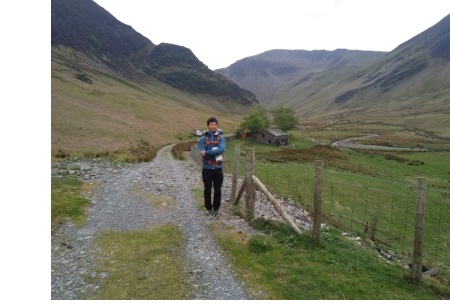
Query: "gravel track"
51 145 261 300
51 144 311 300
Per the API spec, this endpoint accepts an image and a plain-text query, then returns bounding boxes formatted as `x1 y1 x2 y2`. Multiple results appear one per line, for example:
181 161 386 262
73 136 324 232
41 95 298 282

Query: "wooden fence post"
245 148 255 221
231 144 240 203
369 211 379 241
412 177 426 280
312 160 323 242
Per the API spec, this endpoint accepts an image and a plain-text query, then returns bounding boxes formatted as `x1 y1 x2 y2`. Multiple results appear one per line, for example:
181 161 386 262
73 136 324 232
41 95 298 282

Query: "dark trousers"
202 168 223 211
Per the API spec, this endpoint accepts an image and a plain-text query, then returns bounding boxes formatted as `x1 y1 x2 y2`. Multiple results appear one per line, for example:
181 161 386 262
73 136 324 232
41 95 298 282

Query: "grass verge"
172 140 197 160
87 224 192 299
209 218 450 299
51 175 91 232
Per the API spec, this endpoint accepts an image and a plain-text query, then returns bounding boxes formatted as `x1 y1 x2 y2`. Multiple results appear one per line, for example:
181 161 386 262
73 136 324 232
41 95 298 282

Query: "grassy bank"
210 218 450 299
51 175 92 232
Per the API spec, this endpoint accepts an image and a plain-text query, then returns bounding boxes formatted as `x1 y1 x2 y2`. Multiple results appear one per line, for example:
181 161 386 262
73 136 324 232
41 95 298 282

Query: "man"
198 117 226 218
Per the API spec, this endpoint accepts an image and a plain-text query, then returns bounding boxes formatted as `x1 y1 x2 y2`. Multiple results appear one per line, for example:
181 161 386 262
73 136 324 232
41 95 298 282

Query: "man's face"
208 121 218 132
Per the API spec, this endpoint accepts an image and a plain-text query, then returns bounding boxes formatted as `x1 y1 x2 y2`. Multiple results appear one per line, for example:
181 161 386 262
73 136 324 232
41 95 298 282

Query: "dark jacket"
198 131 226 170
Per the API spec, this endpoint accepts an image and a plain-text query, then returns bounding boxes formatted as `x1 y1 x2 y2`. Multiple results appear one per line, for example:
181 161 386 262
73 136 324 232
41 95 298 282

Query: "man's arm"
198 136 206 157
207 136 225 156
218 136 226 154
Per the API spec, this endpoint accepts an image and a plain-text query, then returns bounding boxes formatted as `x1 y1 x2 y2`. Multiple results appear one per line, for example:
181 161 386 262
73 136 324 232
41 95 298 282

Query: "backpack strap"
203 134 222 168
205 134 221 147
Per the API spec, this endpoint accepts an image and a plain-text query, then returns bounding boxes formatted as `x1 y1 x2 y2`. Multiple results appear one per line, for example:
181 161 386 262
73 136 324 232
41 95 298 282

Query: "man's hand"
200 150 206 157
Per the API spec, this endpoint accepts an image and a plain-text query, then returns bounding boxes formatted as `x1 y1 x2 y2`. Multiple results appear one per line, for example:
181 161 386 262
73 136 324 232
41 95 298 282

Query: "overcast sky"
92 0 450 70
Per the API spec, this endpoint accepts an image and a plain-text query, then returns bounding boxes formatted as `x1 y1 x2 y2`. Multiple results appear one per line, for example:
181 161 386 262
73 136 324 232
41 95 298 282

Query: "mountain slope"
333 13 450 105
51 0 257 154
217 14 450 137
141 43 258 105
216 49 386 104
51 0 153 59
51 0 258 107
318 13 450 135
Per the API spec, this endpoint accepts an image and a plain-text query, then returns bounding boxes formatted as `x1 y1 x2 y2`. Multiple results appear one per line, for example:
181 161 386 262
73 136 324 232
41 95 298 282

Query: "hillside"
217 14 450 138
51 45 247 154
51 0 257 154
216 49 386 104
142 43 258 105
318 13 450 135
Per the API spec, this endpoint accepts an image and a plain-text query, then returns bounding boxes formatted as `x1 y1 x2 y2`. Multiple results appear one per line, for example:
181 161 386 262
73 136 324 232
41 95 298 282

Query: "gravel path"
51 145 254 300
51 144 311 300
331 133 427 151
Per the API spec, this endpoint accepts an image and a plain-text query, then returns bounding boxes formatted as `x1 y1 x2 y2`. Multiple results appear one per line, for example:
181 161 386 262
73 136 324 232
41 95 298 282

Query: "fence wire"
221 144 450 273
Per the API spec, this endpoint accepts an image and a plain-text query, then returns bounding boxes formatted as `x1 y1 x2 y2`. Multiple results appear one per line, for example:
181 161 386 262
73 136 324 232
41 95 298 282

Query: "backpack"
203 134 223 167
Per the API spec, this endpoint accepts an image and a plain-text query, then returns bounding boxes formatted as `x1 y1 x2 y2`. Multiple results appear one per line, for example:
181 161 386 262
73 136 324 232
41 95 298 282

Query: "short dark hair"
207 117 218 125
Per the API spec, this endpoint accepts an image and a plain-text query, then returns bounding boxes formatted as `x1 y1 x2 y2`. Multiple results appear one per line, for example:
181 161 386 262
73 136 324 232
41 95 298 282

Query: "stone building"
254 128 288 146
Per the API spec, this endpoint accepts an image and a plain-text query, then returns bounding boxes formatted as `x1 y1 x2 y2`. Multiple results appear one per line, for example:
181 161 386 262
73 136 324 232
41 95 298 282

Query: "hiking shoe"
213 210 219 218
206 210 213 218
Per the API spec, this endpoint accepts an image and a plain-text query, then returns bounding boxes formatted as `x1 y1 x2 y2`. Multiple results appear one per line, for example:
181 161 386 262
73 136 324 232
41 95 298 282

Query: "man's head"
207 117 219 133
207 117 218 126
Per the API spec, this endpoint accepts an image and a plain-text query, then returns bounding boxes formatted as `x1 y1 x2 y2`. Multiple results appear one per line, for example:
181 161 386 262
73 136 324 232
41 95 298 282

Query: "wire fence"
209 143 450 278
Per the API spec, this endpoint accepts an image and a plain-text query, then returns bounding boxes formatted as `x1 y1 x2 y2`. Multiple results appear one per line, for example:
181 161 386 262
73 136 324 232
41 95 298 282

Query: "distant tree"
272 105 299 131
238 106 270 133
253 105 271 127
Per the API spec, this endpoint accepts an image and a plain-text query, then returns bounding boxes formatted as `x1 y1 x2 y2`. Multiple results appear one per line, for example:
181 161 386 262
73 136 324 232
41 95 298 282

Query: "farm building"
254 128 288 146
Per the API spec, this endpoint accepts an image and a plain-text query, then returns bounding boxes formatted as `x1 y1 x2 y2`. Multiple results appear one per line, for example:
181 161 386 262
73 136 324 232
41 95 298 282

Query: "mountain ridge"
216 49 387 103
51 0 258 106
216 14 450 136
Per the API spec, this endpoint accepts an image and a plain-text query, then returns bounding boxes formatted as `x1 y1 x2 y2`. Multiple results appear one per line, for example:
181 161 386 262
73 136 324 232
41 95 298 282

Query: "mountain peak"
146 43 208 71
51 0 258 107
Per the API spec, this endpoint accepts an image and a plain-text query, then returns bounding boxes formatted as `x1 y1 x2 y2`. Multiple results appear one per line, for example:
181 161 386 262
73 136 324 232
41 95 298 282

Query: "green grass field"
223 125 450 283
